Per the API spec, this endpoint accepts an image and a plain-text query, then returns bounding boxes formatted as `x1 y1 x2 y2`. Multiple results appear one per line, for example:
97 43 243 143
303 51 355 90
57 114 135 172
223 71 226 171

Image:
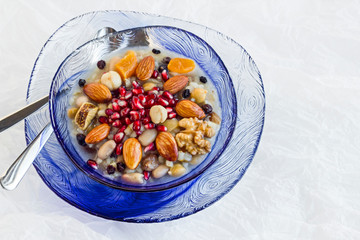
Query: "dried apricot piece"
114 50 138 80
167 58 195 73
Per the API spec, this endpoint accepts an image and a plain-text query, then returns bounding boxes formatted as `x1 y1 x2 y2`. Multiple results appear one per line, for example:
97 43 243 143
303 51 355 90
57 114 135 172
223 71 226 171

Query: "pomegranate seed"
119 86 126 97
120 108 130 117
145 123 156 129
118 125 126 133
87 159 98 169
139 109 146 118
145 109 151 116
132 96 144 109
112 102 120 112
152 87 160 91
105 109 114 116
132 81 140 88
138 94 146 105
133 124 141 131
168 112 177 119
108 119 114 124
133 120 141 127
115 143 123 155
130 111 140 121
162 91 173 100
112 119 122 128
120 118 126 125
98 116 108 124
158 97 169 107
132 88 144 95
146 99 155 108
168 99 176 106
151 70 159 78
144 142 155 153
130 102 135 110
135 130 142 136
142 117 150 124
110 112 120 120
149 93 157 99
112 98 120 103
165 107 173 113
157 125 167 132
161 70 169 81
144 171 150 180
113 132 125 143
125 117 131 125
118 100 128 108
124 91 133 100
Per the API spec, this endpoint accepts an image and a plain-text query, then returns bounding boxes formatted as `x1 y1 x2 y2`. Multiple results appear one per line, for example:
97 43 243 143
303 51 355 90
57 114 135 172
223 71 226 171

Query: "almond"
175 100 205 119
136 56 155 81
83 83 112 103
163 75 189 94
85 123 111 144
155 132 178 161
123 138 142 169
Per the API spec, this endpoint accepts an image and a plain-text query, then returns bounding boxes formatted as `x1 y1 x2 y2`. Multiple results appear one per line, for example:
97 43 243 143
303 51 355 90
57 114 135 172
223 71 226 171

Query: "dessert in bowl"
49 26 237 192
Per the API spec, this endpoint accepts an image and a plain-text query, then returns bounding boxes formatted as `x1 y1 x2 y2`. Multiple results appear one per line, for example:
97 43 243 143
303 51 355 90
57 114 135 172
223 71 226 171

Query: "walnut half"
175 117 215 155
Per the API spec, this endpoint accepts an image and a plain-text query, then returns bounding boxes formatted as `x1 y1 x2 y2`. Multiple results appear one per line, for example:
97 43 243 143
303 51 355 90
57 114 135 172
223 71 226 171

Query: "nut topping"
83 83 112 103
123 138 142 169
156 132 178 161
175 118 215 155
175 100 205 119
136 56 155 81
149 105 168 124
85 123 111 144
163 75 189 94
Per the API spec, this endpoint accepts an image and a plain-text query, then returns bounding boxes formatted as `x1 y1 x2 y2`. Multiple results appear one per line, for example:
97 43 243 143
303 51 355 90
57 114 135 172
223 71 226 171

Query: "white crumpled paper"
1 0 360 239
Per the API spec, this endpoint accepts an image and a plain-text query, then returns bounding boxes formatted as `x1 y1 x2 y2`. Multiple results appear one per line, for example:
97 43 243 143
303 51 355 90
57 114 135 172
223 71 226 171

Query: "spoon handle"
0 123 53 190
0 96 48 133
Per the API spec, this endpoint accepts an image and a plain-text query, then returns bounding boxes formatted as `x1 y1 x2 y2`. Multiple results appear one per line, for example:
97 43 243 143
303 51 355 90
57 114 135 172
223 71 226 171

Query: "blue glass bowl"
49 26 237 192
25 11 265 222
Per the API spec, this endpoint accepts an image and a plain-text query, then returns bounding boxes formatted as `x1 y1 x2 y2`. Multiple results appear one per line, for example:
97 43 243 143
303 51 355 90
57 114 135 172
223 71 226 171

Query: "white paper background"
0 0 359 239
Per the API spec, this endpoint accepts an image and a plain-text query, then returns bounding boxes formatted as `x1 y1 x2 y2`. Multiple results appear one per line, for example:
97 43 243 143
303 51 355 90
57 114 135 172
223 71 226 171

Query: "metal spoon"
0 27 116 190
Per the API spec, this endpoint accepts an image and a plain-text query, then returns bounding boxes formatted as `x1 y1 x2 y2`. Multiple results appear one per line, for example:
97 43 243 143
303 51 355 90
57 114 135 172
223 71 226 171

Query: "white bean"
122 173 144 184
143 82 156 91
152 165 169 179
138 129 158 146
97 140 116 160
168 163 187 177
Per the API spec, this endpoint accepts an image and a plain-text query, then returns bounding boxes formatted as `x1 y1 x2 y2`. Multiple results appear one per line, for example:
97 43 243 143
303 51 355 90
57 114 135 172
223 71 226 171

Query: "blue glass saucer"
25 11 265 222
